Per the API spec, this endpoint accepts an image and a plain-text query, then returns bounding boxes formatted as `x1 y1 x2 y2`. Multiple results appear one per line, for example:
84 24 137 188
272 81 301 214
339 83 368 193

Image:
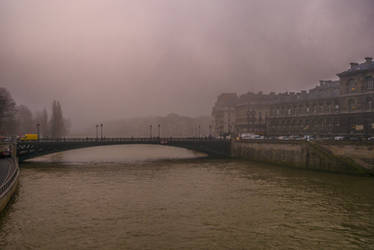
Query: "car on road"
0 145 11 158
240 133 263 140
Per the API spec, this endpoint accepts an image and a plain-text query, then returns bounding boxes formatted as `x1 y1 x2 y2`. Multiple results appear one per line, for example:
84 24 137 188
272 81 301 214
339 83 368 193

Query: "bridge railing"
17 137 230 144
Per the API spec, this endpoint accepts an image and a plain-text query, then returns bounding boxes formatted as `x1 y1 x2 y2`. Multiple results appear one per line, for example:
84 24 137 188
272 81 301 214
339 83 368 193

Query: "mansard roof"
337 57 374 77
214 93 238 107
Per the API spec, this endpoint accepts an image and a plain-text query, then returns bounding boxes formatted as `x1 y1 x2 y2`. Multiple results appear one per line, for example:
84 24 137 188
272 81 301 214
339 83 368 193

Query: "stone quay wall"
231 140 374 175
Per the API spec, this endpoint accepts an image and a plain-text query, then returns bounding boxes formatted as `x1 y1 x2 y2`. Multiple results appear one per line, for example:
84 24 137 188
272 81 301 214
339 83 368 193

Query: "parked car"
240 133 263 140
277 136 289 140
304 135 314 141
0 145 11 158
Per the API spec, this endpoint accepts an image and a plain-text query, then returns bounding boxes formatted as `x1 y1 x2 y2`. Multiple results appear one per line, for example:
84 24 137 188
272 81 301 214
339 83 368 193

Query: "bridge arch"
17 138 231 162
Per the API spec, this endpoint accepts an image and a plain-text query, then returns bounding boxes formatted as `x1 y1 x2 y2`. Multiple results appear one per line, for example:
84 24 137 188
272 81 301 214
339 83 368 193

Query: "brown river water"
0 145 374 249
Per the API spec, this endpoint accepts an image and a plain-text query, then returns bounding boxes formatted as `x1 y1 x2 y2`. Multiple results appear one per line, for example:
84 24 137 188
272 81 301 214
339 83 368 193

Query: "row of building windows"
346 77 374 93
270 97 373 117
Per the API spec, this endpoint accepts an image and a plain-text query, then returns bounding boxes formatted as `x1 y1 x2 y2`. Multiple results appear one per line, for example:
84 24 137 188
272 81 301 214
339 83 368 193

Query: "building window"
324 103 329 112
347 79 356 93
348 99 355 111
368 97 373 110
335 104 340 112
366 77 374 90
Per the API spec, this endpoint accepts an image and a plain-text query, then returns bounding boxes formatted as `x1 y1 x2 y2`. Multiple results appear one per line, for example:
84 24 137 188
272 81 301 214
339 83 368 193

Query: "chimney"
350 62 358 69
365 57 373 63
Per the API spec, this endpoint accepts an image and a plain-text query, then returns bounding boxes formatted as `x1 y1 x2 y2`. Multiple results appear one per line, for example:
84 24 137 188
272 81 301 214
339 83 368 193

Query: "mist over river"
1 145 374 249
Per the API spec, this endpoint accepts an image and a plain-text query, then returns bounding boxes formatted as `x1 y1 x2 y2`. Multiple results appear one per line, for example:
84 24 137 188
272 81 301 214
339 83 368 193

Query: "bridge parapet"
17 137 231 161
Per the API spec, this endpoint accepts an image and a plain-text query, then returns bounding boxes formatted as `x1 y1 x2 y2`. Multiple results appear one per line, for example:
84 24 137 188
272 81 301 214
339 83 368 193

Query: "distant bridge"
17 138 231 162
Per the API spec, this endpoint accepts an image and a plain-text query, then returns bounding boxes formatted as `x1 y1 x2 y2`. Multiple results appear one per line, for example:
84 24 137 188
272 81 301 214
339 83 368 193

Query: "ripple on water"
1 145 374 249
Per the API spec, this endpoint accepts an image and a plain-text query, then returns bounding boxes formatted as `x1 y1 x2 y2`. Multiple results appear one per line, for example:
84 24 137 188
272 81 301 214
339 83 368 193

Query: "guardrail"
0 164 18 198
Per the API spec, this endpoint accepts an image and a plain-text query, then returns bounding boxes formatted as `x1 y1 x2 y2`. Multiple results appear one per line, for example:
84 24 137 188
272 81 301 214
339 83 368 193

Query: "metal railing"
0 167 18 198
0 149 19 198
17 137 230 143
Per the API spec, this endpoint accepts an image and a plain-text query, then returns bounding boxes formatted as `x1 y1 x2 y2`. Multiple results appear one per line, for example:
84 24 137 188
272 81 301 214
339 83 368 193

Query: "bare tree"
15 105 34 135
0 88 17 135
35 108 50 138
50 100 66 138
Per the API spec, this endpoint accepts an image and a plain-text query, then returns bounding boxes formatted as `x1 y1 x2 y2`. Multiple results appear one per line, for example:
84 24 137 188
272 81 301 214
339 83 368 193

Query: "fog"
1 0 373 129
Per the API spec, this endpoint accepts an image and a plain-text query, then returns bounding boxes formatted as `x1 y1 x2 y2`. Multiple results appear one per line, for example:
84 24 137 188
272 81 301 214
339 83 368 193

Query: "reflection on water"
1 145 374 249
28 144 207 164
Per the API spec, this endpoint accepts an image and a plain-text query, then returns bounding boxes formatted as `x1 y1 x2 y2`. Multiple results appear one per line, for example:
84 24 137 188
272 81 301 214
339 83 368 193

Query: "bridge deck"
17 137 231 161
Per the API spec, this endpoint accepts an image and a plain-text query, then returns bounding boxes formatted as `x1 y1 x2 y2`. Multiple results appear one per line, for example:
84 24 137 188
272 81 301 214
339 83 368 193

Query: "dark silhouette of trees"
41 109 49 137
0 88 70 137
15 105 34 135
0 88 17 135
35 108 49 137
50 100 66 138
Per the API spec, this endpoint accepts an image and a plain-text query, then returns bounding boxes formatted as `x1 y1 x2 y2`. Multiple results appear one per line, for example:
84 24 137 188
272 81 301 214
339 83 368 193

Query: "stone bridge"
17 138 232 162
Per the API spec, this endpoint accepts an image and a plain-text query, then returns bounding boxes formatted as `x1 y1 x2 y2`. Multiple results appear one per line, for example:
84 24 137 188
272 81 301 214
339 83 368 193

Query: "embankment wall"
231 140 374 175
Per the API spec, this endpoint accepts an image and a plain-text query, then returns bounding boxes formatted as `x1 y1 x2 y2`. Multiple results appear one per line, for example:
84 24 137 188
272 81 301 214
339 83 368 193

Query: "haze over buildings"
1 0 374 129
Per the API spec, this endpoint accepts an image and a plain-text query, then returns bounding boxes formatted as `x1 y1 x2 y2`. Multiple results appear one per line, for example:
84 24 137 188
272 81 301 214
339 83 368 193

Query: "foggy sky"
1 0 374 129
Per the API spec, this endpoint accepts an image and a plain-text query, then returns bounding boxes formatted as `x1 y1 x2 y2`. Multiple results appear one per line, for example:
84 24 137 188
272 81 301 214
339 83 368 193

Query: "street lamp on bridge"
100 123 103 140
158 124 161 138
36 123 40 141
96 124 99 140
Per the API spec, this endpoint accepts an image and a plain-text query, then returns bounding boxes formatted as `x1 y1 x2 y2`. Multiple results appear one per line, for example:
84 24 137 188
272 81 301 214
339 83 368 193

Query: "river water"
1 145 374 249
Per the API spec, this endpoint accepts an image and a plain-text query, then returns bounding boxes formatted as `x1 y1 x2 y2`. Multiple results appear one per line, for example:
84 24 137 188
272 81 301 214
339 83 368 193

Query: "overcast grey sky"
1 0 373 129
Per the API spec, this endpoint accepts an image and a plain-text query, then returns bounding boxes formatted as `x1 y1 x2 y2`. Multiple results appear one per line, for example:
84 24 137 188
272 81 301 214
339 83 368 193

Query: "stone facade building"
235 92 273 135
211 93 237 136
212 57 374 137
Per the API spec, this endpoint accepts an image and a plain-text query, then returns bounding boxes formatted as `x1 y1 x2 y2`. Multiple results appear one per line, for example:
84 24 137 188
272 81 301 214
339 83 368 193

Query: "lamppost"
36 123 40 141
209 125 212 138
247 110 250 133
150 125 152 138
100 123 103 140
158 124 161 138
198 125 201 138
96 124 99 140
